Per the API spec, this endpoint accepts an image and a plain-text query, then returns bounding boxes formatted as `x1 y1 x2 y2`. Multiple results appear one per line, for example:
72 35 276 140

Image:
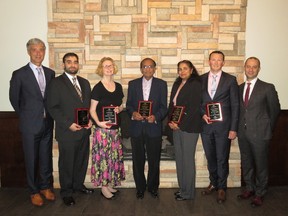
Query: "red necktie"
244 82 251 107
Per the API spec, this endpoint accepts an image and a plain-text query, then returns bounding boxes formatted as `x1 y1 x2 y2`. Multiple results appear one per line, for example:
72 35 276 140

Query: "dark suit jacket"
238 79 280 140
46 73 91 142
126 77 168 138
9 63 55 133
168 77 202 133
201 71 239 134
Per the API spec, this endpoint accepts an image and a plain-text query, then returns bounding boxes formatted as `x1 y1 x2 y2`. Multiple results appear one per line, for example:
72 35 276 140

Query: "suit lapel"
62 73 83 103
25 64 43 98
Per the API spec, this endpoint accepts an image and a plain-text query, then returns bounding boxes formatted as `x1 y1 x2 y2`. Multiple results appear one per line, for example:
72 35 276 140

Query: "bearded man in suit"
237 57 280 207
9 38 55 206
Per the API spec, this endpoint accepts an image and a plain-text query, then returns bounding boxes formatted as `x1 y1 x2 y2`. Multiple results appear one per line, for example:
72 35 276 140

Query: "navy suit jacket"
238 79 280 140
9 63 55 134
46 73 91 142
126 77 168 138
201 71 239 134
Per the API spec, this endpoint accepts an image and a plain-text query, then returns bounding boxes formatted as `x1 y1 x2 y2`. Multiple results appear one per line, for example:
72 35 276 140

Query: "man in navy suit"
46 53 94 206
126 58 168 199
9 38 55 206
200 51 239 204
237 57 280 207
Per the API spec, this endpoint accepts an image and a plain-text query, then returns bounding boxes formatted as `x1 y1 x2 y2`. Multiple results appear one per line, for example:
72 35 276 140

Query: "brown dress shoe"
201 184 216 195
237 190 255 200
217 189 226 204
251 196 263 207
31 193 44 206
40 189 56 201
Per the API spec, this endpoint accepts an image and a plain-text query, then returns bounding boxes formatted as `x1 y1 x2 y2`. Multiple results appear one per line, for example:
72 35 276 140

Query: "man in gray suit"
46 52 94 206
200 51 239 204
237 57 280 207
9 38 55 206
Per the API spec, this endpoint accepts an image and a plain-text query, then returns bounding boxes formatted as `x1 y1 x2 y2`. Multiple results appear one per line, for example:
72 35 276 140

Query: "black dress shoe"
136 191 144 199
100 191 115 200
63 196 75 206
149 190 158 198
174 191 181 196
175 194 187 201
80 186 94 194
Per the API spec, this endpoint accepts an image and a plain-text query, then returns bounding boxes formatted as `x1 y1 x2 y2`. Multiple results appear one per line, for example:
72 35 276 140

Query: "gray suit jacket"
46 73 91 142
9 63 55 133
238 79 280 140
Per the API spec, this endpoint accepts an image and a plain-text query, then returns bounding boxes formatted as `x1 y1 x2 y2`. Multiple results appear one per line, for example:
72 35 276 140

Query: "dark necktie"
244 82 251 107
72 77 83 101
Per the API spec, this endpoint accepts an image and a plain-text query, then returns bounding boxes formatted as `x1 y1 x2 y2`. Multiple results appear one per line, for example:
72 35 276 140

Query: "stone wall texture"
48 0 247 189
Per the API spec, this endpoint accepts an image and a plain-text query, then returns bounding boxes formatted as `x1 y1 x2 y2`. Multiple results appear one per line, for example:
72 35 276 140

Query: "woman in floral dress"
89 57 125 199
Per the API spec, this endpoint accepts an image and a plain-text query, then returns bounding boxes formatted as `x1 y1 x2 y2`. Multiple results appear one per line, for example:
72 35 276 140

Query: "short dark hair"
140 58 156 68
245 56 261 68
62 52 79 63
209 50 225 61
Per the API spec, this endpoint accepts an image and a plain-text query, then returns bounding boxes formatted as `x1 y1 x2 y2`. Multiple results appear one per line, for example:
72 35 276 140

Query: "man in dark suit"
237 57 280 207
46 52 94 206
126 58 168 199
200 51 239 204
9 38 55 206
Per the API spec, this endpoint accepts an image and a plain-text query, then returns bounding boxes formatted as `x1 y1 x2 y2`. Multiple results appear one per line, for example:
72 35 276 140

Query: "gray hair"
26 38 46 50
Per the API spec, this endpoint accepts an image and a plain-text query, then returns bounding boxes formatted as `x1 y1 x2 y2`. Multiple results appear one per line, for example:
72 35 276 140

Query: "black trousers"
131 127 162 192
58 135 90 198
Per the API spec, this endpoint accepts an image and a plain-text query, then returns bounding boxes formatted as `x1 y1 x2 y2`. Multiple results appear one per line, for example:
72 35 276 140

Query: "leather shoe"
251 196 263 207
31 193 44 206
217 189 226 204
149 190 158 198
63 196 75 206
201 184 216 195
80 186 94 194
237 190 255 200
175 194 187 201
174 191 181 196
136 191 144 199
40 189 55 201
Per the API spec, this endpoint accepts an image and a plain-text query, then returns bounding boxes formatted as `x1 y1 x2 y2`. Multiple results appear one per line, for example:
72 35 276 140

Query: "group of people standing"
9 38 280 209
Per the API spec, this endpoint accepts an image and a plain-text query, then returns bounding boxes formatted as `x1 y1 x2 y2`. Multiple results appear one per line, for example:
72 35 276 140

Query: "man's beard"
64 66 78 75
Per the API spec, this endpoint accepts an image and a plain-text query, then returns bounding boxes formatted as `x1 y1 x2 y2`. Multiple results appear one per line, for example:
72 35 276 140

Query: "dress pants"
201 130 231 190
58 135 90 198
21 118 53 194
238 133 269 197
131 125 162 192
173 130 199 199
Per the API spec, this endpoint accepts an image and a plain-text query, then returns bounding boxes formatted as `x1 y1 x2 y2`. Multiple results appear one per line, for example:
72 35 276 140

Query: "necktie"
72 77 83 101
36 67 45 97
210 75 217 99
244 82 251 107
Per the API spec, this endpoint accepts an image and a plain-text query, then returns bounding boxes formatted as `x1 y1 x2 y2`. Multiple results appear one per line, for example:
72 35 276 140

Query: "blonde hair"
96 57 118 77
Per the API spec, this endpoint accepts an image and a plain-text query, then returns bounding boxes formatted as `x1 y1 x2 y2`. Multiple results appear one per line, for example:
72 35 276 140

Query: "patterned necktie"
210 75 217 99
72 77 83 101
244 82 251 107
36 67 45 97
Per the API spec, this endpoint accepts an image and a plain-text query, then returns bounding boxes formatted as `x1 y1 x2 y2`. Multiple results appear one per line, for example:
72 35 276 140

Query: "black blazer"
9 63 55 133
238 79 280 140
200 71 239 133
46 73 91 142
126 77 168 138
168 77 202 133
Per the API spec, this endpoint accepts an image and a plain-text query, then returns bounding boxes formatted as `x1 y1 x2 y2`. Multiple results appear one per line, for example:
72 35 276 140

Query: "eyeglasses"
142 65 155 69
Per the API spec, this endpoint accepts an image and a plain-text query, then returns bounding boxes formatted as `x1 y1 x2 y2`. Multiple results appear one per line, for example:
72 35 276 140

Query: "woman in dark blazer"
168 60 202 201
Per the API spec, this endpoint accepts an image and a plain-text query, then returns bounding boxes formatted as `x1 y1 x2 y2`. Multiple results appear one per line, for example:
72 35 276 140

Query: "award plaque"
206 102 223 122
75 108 89 127
170 106 185 124
102 106 117 125
138 100 153 118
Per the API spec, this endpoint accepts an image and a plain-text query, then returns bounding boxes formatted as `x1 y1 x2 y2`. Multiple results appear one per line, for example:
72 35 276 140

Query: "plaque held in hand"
206 102 223 122
75 108 89 127
102 106 117 125
138 100 153 118
169 106 185 124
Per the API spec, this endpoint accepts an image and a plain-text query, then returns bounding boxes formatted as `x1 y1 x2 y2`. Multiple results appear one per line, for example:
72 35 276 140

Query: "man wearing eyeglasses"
126 58 168 199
